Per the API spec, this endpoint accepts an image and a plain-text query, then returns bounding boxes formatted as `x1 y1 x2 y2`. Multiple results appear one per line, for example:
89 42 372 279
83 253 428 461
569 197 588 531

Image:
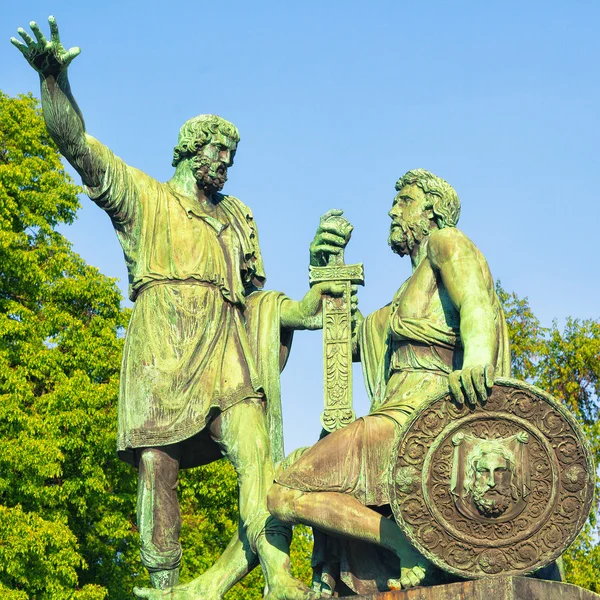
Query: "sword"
309 213 365 433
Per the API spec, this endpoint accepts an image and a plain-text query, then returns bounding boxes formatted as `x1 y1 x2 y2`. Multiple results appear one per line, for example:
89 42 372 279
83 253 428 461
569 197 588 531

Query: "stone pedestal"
352 577 600 599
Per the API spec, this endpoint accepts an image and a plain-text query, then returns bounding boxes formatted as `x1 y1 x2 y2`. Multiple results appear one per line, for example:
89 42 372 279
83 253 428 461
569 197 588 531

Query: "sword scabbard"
309 260 364 432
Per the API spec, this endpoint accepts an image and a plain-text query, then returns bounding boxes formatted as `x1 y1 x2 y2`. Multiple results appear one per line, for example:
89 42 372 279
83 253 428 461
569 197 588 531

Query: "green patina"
12 16 340 600
13 16 585 600
269 170 512 595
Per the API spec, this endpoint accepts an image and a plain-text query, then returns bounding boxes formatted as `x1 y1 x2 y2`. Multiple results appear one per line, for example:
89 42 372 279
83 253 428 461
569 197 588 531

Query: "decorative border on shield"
387 377 595 579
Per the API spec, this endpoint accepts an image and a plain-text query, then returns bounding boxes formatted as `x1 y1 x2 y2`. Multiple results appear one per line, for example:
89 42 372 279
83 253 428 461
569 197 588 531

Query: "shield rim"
388 377 595 579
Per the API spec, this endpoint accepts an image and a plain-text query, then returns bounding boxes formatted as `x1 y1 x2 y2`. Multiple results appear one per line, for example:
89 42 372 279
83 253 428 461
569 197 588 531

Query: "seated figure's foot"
387 543 431 590
387 564 427 590
265 575 321 600
133 579 221 600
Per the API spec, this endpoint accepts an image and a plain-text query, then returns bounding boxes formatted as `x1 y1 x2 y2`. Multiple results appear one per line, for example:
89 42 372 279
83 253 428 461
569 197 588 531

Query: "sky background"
3 1 600 455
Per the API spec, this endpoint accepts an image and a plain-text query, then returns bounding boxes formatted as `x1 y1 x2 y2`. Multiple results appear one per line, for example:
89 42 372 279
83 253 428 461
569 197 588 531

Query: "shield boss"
389 378 594 578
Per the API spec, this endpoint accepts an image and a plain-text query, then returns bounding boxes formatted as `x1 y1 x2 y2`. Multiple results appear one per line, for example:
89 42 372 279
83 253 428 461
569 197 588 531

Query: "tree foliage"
0 90 137 598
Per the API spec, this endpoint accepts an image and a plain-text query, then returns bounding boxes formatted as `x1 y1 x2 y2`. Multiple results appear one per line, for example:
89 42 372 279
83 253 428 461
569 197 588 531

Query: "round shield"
389 377 594 579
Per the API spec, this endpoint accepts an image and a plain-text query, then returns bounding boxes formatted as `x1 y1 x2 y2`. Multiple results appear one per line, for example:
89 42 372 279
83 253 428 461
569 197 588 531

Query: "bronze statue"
268 169 512 595
11 17 348 600
389 378 593 581
13 17 595 598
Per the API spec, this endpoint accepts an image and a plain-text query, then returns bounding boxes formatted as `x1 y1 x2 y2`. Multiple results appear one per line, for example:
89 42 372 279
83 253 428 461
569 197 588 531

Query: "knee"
138 448 178 483
139 448 161 472
140 543 182 573
267 483 299 524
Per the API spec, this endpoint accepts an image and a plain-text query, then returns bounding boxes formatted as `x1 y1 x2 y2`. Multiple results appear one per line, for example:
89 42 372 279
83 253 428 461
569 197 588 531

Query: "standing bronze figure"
12 17 347 600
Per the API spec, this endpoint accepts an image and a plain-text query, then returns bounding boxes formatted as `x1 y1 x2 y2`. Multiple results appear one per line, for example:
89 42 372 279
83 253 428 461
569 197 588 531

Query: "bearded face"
388 184 433 256
191 134 236 195
192 154 228 194
470 451 516 518
388 215 431 256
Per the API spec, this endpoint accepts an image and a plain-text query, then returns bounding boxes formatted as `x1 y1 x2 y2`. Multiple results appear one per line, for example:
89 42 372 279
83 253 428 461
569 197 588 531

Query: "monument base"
351 577 600 599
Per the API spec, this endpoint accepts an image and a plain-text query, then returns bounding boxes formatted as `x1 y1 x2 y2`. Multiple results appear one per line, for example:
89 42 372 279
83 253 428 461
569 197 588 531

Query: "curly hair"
172 114 240 167
395 169 461 229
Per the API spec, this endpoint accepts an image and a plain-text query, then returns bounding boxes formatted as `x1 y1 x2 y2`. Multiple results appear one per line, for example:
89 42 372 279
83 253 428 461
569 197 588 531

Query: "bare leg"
268 484 428 589
133 398 312 600
217 401 319 600
133 525 258 599
133 400 320 600
137 448 183 589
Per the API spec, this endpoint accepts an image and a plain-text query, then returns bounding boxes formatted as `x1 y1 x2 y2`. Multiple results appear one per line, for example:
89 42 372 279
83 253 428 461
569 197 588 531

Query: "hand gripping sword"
309 213 365 432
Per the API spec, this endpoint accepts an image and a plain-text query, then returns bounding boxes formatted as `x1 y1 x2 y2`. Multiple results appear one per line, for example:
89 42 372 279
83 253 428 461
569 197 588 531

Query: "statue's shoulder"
84 133 157 191
429 226 470 246
428 227 477 267
218 193 258 226
218 193 252 214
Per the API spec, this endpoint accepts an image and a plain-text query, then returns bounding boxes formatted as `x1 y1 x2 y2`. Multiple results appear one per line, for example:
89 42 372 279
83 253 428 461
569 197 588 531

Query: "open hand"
11 16 80 77
310 209 353 267
448 364 494 406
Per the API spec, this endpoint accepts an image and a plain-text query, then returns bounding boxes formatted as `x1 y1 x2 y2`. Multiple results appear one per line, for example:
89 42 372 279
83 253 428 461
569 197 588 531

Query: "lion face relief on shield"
450 431 531 521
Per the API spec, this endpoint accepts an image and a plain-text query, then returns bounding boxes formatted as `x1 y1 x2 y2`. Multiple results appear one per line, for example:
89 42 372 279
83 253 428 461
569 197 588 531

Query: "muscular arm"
40 73 102 187
428 227 497 403
280 297 318 331
279 283 345 331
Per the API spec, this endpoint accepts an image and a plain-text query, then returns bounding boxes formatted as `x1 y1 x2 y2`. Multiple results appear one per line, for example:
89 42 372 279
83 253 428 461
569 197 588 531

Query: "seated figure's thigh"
277 415 398 506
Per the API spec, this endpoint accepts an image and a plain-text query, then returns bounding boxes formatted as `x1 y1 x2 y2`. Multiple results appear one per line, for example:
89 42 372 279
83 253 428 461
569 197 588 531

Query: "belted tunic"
84 136 268 465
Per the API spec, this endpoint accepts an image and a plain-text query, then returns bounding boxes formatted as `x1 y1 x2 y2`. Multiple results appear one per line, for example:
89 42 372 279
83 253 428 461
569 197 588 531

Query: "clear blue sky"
3 1 600 454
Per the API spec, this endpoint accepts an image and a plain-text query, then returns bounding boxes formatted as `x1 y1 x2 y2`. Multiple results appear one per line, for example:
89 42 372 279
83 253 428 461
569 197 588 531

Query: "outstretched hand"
310 209 353 267
448 364 494 406
11 16 80 77
299 282 345 330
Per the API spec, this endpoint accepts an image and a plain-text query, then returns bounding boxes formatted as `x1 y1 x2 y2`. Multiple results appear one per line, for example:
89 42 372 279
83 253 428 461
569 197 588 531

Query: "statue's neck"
167 161 214 207
410 237 430 271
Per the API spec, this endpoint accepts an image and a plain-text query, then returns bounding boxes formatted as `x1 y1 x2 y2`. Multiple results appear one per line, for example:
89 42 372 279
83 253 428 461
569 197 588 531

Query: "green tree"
497 283 600 591
0 90 135 598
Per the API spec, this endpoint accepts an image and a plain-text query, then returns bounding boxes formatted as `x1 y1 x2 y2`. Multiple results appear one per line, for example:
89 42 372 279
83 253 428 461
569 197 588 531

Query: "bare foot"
265 578 321 600
133 580 220 600
387 543 430 590
387 564 427 590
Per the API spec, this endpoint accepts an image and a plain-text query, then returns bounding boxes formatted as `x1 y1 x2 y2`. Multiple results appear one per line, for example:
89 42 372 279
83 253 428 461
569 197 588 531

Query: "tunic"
83 136 269 465
279 270 510 500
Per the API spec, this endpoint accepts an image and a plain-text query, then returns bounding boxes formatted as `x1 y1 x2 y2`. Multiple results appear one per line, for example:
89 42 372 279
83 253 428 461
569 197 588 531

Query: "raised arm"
428 227 498 405
11 17 102 187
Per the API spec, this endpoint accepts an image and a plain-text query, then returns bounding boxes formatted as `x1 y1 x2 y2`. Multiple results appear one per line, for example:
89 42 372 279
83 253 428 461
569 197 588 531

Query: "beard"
388 216 431 256
472 484 513 517
192 155 228 194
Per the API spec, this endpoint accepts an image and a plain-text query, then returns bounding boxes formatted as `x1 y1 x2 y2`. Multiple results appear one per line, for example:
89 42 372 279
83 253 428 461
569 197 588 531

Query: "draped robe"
83 136 291 468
